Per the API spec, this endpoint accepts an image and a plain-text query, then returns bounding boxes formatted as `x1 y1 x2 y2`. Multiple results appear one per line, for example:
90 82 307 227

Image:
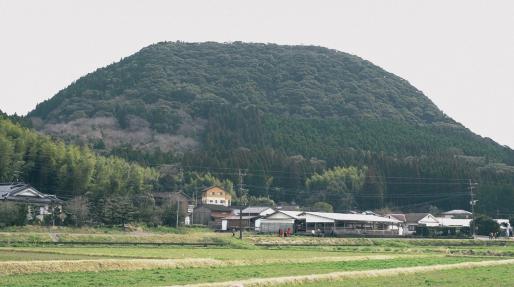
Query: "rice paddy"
0 229 512 286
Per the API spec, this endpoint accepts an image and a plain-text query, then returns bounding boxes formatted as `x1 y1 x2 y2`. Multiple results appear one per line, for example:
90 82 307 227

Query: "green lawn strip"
262 244 514 257
0 250 116 261
278 264 514 287
0 247 377 260
6 244 510 262
248 236 514 248
0 256 492 287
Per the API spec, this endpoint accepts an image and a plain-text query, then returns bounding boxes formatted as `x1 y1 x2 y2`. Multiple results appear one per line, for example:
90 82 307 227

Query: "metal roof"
441 209 472 215
196 204 234 212
302 212 401 223
435 217 471 227
242 206 274 214
264 210 305 220
386 214 407 222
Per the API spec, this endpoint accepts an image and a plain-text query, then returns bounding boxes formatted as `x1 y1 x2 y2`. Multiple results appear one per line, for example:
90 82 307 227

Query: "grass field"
0 249 116 261
0 256 494 286
278 264 514 287
0 227 512 286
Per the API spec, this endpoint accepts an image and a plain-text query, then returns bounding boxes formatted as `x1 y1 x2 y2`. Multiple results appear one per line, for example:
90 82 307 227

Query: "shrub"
0 202 27 227
472 214 500 236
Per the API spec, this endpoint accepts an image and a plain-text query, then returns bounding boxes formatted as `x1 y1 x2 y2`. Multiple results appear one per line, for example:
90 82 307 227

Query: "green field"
0 228 512 287
0 256 493 287
0 246 377 260
279 265 514 287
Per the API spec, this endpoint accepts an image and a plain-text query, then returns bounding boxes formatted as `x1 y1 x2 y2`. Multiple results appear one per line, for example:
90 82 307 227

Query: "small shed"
221 215 260 231
240 206 275 231
259 210 305 233
192 204 235 229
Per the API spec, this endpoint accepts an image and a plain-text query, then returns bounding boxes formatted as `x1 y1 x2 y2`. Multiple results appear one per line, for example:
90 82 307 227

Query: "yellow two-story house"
201 186 232 206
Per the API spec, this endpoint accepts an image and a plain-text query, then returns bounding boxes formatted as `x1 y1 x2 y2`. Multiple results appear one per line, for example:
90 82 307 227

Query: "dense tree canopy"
0 117 159 197
29 42 514 162
305 166 367 211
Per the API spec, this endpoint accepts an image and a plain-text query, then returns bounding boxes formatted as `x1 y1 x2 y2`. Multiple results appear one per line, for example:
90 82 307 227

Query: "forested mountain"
24 42 514 217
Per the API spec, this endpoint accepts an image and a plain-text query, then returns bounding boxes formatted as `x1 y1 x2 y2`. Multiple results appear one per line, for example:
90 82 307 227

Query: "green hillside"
25 42 514 215
28 42 512 160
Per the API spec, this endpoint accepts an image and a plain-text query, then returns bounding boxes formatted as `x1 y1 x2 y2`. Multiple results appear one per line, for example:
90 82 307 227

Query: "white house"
0 183 62 221
201 186 232 206
403 213 440 235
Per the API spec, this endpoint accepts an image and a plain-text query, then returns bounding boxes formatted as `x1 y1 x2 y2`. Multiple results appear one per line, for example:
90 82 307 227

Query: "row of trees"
182 142 514 216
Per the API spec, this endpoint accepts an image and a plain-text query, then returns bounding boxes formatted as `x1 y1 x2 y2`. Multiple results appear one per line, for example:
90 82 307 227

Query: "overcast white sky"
1 0 513 148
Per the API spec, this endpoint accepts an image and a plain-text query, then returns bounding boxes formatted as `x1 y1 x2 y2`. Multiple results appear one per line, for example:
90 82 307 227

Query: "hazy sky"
1 0 513 148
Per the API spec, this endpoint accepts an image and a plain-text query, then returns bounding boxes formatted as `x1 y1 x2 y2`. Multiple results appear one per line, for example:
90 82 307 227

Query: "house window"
408 225 416 231
215 200 218 203
209 200 213 203
220 200 225 203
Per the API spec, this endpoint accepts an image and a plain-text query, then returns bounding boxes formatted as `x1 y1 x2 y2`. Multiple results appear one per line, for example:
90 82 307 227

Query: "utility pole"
469 179 478 238
238 169 247 240
176 167 184 228
190 191 195 226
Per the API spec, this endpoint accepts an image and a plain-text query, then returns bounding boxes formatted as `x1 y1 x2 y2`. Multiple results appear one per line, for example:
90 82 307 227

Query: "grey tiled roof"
404 213 431 223
0 183 62 203
0 183 27 197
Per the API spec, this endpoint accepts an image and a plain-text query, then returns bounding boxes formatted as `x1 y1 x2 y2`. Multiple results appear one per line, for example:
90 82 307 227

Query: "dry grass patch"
0 254 405 275
0 258 222 275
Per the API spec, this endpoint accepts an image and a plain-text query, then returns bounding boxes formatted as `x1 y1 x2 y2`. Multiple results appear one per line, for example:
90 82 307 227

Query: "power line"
174 164 474 181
